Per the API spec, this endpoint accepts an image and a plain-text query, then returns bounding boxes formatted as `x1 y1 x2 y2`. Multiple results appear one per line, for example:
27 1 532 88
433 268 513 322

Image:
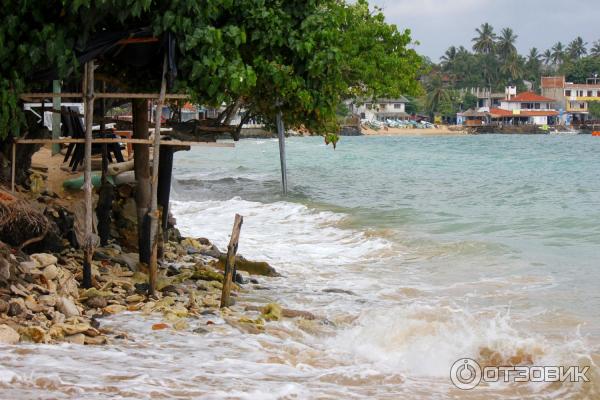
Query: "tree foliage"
0 0 422 140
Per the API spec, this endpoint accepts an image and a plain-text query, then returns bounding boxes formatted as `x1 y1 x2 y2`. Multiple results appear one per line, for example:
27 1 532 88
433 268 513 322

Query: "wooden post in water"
276 112 288 195
148 55 168 297
220 214 243 308
82 61 95 289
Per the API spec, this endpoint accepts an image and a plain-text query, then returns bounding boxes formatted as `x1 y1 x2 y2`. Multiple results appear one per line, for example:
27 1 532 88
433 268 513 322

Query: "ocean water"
1 135 599 399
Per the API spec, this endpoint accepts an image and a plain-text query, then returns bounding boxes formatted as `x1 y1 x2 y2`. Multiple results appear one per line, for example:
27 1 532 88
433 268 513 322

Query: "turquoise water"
175 135 600 330
170 135 600 398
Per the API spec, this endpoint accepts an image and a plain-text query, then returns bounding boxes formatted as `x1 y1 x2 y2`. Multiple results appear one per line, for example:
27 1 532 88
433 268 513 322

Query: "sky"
370 0 600 61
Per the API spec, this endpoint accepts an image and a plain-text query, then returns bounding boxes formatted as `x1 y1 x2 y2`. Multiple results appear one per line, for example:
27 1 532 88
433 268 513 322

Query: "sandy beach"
361 125 468 136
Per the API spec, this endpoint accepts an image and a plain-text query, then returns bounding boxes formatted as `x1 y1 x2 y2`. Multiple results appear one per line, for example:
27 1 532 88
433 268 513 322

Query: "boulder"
0 298 8 314
31 253 58 268
86 296 107 309
7 300 24 317
0 324 20 344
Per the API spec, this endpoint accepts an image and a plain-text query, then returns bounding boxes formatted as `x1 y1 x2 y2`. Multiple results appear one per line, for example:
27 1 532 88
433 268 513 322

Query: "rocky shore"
0 179 316 346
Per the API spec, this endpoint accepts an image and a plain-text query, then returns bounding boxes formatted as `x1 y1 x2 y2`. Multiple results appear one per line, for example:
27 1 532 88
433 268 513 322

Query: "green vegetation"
0 0 421 140
421 23 600 118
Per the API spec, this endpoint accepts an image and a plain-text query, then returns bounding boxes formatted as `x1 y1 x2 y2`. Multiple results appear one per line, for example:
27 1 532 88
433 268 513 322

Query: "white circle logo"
450 358 482 390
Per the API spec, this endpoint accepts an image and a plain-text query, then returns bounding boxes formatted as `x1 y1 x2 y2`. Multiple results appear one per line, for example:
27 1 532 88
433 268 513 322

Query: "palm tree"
567 36 588 60
591 40 600 57
497 27 518 60
528 47 541 63
440 46 457 69
425 74 450 115
542 49 553 66
501 52 524 82
472 23 497 54
551 42 565 66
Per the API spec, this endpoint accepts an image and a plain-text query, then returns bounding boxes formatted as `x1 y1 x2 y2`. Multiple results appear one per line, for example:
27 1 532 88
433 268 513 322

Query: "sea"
1 134 598 399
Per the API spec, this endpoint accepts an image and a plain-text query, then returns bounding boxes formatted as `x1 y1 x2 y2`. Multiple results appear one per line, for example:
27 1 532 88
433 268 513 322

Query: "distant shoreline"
361 126 469 136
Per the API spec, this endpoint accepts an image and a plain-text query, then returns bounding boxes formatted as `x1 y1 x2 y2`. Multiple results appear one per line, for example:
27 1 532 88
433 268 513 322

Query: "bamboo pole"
220 214 243 308
148 55 168 297
82 61 95 289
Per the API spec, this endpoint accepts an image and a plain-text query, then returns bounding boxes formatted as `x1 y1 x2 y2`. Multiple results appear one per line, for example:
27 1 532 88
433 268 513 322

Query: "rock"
42 264 60 281
80 288 113 300
22 326 47 343
261 303 282 321
0 298 8 314
134 283 150 295
63 333 85 345
24 296 45 313
84 335 107 345
60 322 92 336
57 297 80 317
19 261 39 274
192 266 224 283
86 296 107 309
0 324 20 344
152 323 169 330
103 304 126 314
112 253 139 271
10 284 28 297
0 257 12 282
193 327 209 334
38 295 57 307
160 285 179 295
173 320 189 330
7 301 23 317
125 294 144 303
31 253 58 268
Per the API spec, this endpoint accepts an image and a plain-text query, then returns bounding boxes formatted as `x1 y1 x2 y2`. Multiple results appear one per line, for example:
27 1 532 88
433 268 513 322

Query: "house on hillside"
350 97 410 121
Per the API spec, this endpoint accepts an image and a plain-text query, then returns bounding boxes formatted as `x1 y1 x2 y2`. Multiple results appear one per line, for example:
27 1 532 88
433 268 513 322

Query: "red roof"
504 92 556 102
490 108 558 117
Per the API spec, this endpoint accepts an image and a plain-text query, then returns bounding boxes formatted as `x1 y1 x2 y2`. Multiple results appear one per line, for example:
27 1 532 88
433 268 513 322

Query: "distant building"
541 75 600 123
490 92 559 125
351 97 410 121
457 90 559 126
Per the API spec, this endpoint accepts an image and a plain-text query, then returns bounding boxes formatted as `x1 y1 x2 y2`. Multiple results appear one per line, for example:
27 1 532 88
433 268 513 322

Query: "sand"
361 125 468 136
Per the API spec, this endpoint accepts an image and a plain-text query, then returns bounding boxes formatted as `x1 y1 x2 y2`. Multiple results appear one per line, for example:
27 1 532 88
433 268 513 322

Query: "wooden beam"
14 138 234 147
20 92 189 100
220 214 243 308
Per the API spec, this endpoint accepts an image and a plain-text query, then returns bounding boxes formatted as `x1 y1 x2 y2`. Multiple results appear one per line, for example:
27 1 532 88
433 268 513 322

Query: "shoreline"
360 125 469 136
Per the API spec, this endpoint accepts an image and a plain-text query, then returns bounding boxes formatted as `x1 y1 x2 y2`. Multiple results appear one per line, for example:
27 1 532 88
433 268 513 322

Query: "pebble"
57 297 80 317
30 253 58 268
0 324 20 344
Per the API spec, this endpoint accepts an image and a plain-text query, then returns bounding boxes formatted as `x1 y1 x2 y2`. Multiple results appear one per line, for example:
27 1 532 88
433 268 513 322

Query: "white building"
351 97 409 121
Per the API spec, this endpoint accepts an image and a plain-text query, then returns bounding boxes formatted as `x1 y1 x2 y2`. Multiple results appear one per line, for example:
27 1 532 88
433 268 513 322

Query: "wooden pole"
11 141 16 193
148 54 168 297
276 112 288 195
82 61 95 289
51 80 61 155
220 214 243 308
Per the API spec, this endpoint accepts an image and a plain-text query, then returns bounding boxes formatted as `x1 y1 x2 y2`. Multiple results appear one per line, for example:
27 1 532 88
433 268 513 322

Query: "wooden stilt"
220 214 243 308
11 141 16 193
82 61 95 289
276 112 288 195
157 144 175 240
148 55 168 297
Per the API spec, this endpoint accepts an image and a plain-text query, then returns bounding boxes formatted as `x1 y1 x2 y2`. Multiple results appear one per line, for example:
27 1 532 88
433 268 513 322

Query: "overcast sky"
370 0 600 61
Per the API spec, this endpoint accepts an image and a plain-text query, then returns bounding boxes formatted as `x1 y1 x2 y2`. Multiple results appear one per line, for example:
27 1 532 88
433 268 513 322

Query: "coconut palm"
567 36 588 60
551 42 565 66
497 27 518 60
472 23 497 54
425 74 450 115
591 40 600 57
440 46 457 69
527 47 541 63
501 52 524 82
542 49 553 66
